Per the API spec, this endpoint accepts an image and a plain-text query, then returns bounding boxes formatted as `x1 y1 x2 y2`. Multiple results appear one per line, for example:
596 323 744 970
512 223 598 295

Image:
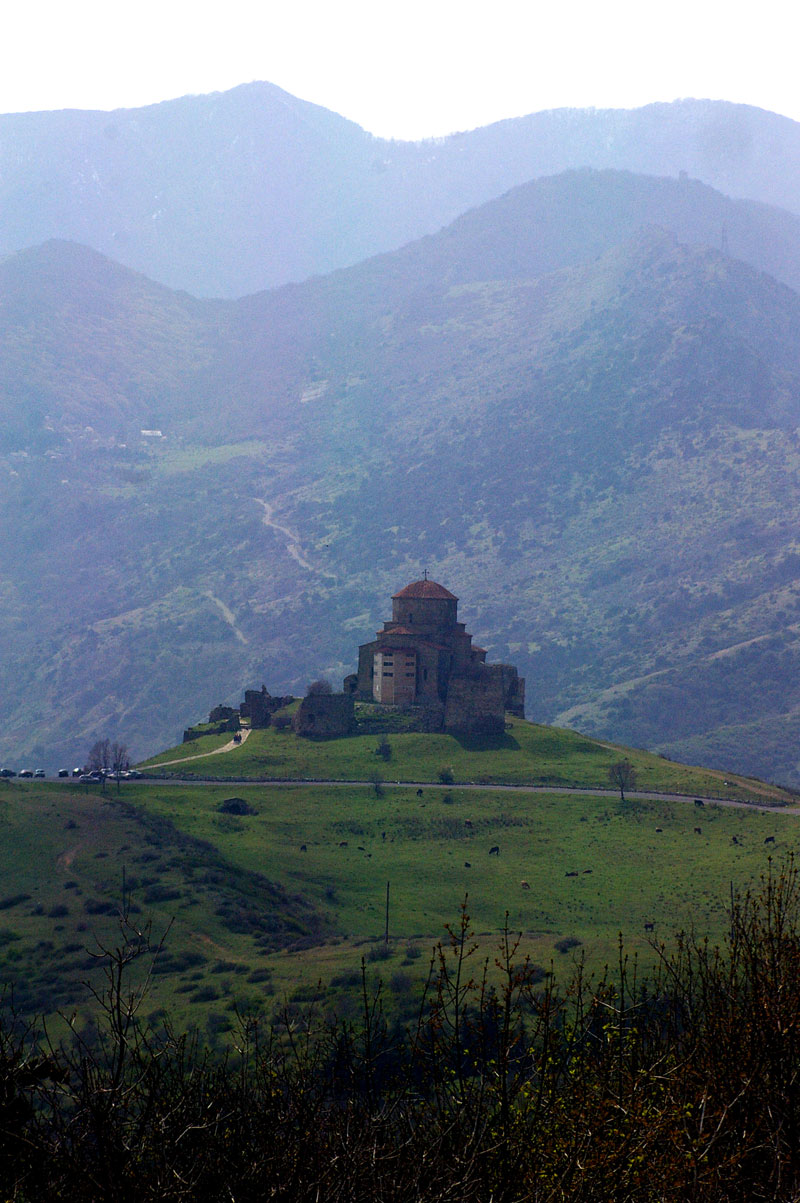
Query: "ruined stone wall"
209 705 238 724
292 693 356 738
240 687 294 728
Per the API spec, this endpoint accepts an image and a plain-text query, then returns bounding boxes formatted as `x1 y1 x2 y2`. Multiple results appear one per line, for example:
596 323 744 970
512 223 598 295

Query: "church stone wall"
443 670 506 735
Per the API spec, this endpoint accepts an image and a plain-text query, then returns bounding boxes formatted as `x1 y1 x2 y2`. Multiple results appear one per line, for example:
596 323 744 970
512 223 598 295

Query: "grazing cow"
300 844 307 851
416 788 423 797
583 869 593 874
521 880 530 890
694 827 702 835
765 836 776 845
381 832 386 840
732 836 740 846
565 871 578 878
464 819 473 828
357 846 365 851
464 861 471 868
338 841 348 847
694 799 704 808
489 845 500 856
655 827 663 833
644 922 655 932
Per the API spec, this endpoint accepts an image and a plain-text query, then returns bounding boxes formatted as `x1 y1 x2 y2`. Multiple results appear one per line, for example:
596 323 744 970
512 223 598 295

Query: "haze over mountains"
4 84 800 296
4 87 800 785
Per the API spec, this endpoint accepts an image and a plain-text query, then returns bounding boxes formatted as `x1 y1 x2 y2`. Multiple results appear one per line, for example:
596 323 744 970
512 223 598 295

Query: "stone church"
347 578 525 734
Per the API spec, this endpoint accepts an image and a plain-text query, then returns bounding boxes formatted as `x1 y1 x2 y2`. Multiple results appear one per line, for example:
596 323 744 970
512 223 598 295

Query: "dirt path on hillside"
254 499 336 578
152 727 252 768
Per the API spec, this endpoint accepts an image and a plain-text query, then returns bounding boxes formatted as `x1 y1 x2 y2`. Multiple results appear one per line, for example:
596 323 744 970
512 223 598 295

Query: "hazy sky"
3 0 798 139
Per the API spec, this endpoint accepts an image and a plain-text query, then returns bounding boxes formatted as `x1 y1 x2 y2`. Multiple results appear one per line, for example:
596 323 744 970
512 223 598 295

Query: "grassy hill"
1 721 795 1039
141 713 790 802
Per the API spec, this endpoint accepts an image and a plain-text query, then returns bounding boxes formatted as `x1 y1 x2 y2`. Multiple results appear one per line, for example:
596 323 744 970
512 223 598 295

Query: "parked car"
0 768 16 778
33 769 45 778
18 769 33 778
126 769 142 779
78 774 95 783
72 768 83 777
58 769 70 777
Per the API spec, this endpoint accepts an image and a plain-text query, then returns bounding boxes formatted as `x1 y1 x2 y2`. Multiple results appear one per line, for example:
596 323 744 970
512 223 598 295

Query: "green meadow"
2 730 798 1038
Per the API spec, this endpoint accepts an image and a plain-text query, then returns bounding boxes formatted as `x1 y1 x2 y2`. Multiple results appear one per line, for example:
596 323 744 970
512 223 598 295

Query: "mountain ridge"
5 87 800 295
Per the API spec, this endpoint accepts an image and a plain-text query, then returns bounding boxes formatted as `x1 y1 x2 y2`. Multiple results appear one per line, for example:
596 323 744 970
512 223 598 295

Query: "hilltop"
141 711 791 803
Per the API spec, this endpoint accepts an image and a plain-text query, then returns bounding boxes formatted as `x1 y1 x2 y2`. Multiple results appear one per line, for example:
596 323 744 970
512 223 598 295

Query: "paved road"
124 776 799 814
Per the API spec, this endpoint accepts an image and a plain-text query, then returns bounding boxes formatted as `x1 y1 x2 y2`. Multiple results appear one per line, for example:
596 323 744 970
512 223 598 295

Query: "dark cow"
489 845 500 856
300 844 307 851
464 862 471 868
655 827 663 833
565 871 578 878
644 922 655 932
694 827 702 835
732 836 740 846
694 799 704 808
464 819 473 828
521 880 531 890
416 788 423 797
583 869 593 874
765 836 776 845
338 841 348 847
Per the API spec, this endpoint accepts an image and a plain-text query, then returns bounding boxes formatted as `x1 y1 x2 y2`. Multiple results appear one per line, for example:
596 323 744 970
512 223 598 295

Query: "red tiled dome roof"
393 579 457 601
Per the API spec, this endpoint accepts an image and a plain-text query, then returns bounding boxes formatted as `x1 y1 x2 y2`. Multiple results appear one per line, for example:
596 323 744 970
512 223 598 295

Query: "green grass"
2 770 798 1033
152 441 270 476
139 715 790 805
145 730 236 764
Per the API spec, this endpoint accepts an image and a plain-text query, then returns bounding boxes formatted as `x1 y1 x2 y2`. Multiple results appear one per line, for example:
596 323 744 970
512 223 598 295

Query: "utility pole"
385 880 390 945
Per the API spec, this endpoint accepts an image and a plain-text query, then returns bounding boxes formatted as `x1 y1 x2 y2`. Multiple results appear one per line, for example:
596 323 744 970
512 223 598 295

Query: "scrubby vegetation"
5 866 800 1200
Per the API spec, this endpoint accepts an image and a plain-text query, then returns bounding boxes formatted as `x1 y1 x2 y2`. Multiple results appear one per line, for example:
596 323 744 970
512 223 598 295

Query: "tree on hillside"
110 741 129 793
87 738 111 773
608 758 637 802
307 679 333 696
375 738 392 762
87 738 129 792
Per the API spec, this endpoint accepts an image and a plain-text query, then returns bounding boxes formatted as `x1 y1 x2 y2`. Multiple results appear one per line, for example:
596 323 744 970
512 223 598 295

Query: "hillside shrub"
8 869 800 1199
217 797 255 815
554 935 582 954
